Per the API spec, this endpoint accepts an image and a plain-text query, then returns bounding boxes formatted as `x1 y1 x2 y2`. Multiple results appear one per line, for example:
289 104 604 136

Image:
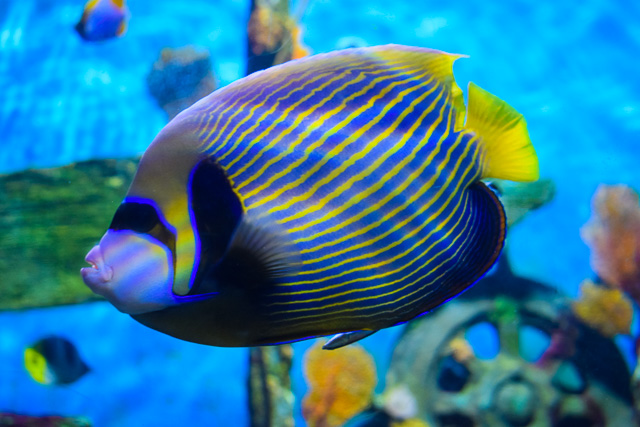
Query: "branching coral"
572 279 633 337
581 184 640 304
302 339 377 427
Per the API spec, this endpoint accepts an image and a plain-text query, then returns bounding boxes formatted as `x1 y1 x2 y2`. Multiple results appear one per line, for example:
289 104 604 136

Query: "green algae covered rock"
0 158 138 310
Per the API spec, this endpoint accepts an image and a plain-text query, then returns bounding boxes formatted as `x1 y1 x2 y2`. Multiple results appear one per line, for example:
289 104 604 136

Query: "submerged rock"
147 46 217 120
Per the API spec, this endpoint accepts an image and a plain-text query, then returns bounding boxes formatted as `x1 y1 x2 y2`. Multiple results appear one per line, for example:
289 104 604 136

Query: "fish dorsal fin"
371 44 467 128
466 82 539 182
213 219 296 290
84 0 100 12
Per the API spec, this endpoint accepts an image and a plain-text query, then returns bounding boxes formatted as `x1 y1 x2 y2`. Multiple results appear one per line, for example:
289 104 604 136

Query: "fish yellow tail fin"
466 82 539 182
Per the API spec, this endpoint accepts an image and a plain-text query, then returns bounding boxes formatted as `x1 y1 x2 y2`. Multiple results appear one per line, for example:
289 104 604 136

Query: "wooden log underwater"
0 158 139 310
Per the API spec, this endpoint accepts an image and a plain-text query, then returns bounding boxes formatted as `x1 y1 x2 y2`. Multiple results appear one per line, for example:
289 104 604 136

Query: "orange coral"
572 279 633 337
302 339 377 427
581 184 640 303
290 24 310 60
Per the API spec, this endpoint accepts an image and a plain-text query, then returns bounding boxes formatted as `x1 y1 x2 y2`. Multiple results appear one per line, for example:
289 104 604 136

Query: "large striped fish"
81 45 539 348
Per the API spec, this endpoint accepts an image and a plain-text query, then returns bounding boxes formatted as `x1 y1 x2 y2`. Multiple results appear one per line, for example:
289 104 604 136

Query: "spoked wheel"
384 262 635 427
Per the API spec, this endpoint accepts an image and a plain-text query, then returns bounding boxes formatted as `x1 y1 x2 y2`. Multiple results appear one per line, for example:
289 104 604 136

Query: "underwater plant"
302 340 377 427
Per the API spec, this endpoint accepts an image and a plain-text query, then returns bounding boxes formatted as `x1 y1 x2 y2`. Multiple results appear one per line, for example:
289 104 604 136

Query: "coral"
289 24 310 60
302 339 377 427
246 0 309 74
572 279 632 337
247 5 286 56
383 385 418 420
146 46 216 119
448 337 475 364
581 184 640 303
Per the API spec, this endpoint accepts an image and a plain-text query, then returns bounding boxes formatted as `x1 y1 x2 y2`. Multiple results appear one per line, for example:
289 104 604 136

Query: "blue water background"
1 0 639 425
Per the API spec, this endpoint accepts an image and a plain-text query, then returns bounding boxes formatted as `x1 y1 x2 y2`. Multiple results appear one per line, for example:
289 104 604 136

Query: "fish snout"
81 245 113 286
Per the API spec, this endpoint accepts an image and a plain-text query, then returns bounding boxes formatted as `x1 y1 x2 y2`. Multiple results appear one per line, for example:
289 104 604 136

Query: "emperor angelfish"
81 45 539 348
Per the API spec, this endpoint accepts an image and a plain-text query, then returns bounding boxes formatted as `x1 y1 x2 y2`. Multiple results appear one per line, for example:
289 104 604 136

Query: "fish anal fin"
322 330 378 350
466 82 539 182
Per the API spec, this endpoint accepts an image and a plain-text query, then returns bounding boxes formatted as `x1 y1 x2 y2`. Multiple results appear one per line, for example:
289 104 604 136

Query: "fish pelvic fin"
322 330 378 350
466 82 539 182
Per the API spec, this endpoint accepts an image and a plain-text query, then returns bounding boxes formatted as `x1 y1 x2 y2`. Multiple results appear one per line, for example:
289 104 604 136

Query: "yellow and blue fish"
24 336 89 385
75 0 128 42
81 45 539 349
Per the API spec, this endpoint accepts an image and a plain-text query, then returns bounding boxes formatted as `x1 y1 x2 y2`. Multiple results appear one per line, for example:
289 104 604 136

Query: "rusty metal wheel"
384 257 635 427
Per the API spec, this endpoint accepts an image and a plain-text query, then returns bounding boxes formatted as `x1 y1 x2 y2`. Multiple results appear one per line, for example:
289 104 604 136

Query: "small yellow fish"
75 0 128 42
24 336 89 385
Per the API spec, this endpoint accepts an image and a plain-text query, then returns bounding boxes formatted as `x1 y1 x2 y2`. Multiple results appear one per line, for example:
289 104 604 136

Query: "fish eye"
109 202 160 233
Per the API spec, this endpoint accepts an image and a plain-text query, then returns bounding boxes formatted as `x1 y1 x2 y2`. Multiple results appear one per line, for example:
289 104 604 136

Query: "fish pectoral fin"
214 219 297 289
466 82 539 182
322 330 378 350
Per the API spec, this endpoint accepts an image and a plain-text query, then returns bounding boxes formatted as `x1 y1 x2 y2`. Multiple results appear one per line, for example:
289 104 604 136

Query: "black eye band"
108 202 177 259
110 202 160 233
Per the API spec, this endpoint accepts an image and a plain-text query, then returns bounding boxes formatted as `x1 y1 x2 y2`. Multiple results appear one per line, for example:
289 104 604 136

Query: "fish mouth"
81 245 113 286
